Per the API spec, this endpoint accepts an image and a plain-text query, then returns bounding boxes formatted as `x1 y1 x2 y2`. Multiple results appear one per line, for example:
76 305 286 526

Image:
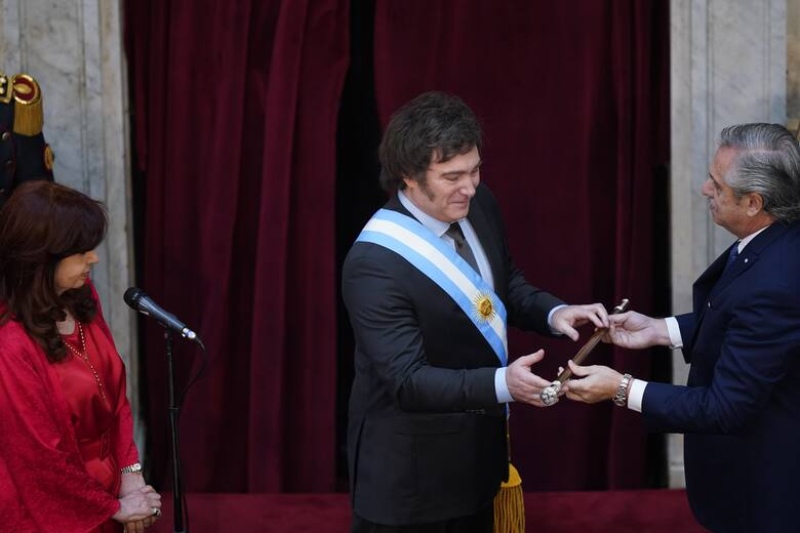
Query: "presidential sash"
356 208 508 367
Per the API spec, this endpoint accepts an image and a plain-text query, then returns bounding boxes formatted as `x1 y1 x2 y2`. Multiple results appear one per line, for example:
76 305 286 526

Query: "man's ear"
746 192 764 216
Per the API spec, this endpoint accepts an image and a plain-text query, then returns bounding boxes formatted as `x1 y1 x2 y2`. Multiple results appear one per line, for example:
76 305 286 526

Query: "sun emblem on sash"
473 293 495 323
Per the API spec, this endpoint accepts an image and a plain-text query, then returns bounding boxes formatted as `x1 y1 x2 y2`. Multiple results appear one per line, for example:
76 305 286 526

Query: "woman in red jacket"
0 181 162 532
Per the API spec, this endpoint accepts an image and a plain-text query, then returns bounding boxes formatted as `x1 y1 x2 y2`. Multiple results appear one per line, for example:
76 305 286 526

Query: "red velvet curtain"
125 0 668 494
373 0 669 489
125 0 349 492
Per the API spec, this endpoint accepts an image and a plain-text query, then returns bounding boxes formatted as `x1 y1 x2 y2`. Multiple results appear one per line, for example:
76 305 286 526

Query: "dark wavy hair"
0 180 108 362
378 91 482 192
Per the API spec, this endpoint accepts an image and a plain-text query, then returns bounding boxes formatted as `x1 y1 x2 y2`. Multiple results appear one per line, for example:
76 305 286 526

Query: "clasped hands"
508 306 664 406
114 471 163 532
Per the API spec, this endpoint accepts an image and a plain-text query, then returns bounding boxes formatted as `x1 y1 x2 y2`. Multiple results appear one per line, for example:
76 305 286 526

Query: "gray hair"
719 123 800 223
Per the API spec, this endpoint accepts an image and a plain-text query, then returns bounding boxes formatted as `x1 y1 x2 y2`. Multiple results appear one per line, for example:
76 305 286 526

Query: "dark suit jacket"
342 184 564 526
642 221 800 532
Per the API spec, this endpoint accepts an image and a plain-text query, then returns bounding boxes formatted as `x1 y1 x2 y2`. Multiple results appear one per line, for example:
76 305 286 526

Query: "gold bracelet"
120 462 142 474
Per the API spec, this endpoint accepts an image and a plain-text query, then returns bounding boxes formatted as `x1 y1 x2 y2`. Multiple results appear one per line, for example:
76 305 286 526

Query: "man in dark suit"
564 123 800 532
342 91 609 532
0 71 54 209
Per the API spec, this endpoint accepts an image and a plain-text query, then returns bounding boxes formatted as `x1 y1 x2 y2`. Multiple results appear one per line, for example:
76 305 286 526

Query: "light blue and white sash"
356 208 508 366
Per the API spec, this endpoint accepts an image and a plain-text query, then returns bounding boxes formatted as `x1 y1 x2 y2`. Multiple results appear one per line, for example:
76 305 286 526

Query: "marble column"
0 0 141 449
669 0 787 487
789 0 800 131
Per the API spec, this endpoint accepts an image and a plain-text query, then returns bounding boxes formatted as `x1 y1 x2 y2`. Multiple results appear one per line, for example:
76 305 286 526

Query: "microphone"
124 287 203 346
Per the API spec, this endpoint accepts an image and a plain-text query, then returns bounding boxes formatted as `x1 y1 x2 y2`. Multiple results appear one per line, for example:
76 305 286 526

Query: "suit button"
5 160 14 172
707 301 711 308
1 132 10 141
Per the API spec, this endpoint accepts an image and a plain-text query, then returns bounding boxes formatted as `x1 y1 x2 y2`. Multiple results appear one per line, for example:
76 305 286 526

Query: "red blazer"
0 285 138 532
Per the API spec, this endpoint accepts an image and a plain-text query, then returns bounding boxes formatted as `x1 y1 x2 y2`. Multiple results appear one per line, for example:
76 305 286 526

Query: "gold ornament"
11 73 44 136
474 293 494 322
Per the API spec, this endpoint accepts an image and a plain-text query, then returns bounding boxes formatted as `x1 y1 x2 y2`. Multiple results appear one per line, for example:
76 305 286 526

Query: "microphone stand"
165 330 188 532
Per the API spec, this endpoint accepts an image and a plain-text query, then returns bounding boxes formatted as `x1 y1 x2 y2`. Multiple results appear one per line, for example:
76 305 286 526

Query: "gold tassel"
493 463 525 533
11 74 44 136
494 413 525 533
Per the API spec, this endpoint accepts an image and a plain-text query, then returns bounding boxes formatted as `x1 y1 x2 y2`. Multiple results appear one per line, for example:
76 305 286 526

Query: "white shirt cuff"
665 316 683 349
627 379 647 412
547 304 568 335
495 368 514 403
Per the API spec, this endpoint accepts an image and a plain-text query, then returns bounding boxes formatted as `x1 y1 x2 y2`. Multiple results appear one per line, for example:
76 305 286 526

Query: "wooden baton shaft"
555 298 629 383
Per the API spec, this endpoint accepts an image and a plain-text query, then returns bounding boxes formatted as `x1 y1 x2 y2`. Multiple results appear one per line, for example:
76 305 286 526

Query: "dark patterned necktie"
446 223 480 273
725 242 740 270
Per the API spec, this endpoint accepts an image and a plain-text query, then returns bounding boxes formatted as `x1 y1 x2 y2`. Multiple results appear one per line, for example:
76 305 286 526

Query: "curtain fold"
125 0 667 493
373 0 669 489
125 0 349 492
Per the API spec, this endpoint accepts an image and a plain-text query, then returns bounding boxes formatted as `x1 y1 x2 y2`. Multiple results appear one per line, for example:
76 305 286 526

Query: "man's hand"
562 361 622 404
506 350 560 407
602 311 670 349
550 303 609 341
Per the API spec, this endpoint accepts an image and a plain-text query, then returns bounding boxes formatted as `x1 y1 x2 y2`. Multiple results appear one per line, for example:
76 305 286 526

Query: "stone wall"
669 0 787 487
0 0 141 449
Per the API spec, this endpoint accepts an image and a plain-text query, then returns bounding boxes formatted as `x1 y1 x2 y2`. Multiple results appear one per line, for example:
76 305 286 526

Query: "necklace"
63 322 109 405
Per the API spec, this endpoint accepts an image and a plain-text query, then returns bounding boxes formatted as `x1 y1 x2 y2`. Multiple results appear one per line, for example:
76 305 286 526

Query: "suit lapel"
691 222 788 342
467 195 505 299
710 222 787 297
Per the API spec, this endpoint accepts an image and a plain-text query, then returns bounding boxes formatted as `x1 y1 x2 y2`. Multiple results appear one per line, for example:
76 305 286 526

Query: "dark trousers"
351 503 493 533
